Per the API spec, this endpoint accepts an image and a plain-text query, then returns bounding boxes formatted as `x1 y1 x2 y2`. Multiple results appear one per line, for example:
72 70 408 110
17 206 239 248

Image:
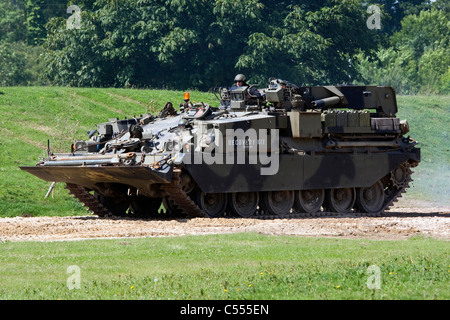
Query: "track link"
65 183 112 217
383 162 413 211
160 174 206 218
158 162 413 220
66 162 413 220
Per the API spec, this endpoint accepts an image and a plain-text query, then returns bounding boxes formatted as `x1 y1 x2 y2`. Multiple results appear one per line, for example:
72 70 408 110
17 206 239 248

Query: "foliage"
0 0 27 43
44 0 266 89
236 0 381 86
0 41 48 86
24 0 68 45
0 0 448 93
42 0 384 89
355 9 449 94
374 0 442 37
391 7 449 58
44 10 107 87
0 0 64 86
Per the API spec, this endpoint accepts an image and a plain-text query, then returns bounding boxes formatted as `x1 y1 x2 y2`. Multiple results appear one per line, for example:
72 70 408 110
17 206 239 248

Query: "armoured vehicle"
20 78 420 219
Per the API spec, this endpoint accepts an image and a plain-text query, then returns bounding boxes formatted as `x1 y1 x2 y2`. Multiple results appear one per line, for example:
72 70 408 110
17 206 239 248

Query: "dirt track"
0 200 448 242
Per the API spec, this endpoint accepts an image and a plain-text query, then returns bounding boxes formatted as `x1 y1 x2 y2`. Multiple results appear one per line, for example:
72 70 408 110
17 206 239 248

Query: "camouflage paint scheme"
21 78 420 218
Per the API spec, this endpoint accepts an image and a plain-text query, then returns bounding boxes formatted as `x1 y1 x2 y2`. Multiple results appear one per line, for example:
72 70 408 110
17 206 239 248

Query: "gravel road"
1 199 448 242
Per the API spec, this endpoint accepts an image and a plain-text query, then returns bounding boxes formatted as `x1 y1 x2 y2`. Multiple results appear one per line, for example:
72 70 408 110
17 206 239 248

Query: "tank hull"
185 148 420 193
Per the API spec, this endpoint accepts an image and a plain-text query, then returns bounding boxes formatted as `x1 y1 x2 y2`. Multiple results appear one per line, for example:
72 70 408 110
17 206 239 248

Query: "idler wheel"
356 181 385 213
390 163 411 189
325 188 356 213
179 171 195 194
261 190 294 215
228 192 259 218
294 189 324 214
196 192 228 218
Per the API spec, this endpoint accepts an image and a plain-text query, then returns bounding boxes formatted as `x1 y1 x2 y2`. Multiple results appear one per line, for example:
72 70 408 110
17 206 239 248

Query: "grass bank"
396 95 450 206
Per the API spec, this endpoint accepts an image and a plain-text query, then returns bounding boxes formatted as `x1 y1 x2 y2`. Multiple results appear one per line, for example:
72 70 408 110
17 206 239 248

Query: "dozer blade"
20 165 172 191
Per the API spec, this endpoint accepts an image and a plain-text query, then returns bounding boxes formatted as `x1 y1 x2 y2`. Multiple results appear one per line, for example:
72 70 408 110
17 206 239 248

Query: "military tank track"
65 183 112 217
65 162 414 220
160 173 206 219
382 162 415 216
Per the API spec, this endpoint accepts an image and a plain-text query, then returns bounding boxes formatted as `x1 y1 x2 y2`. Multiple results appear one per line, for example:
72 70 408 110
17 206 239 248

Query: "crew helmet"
234 74 246 82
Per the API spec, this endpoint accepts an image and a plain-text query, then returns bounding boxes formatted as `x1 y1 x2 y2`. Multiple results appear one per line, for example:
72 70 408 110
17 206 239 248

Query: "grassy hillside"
396 95 450 206
0 87 448 217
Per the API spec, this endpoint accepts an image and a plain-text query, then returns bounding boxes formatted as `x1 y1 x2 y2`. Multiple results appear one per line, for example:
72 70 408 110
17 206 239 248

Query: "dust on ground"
0 199 448 242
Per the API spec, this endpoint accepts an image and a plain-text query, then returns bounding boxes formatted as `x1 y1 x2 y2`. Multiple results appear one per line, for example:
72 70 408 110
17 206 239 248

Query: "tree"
44 8 107 87
0 41 47 86
374 0 434 36
24 0 68 45
0 0 27 43
44 0 265 89
355 8 449 94
0 0 51 86
237 0 379 86
391 8 449 58
42 0 447 92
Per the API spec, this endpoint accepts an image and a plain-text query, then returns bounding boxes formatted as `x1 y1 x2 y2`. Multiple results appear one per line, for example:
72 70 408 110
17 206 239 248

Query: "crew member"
229 74 262 98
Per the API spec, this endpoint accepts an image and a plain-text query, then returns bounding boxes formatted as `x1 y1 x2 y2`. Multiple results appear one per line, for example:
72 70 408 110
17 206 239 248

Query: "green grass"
0 233 448 300
396 95 450 206
0 87 448 217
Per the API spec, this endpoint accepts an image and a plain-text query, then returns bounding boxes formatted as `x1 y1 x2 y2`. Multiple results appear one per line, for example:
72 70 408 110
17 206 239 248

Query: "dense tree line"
355 7 449 94
0 0 448 94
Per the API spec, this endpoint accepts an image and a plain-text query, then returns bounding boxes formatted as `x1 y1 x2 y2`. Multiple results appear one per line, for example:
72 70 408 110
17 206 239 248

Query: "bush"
354 8 449 95
0 41 49 86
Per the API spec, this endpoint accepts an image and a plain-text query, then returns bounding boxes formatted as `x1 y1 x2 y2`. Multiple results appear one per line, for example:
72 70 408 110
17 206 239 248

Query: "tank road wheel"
294 189 325 214
130 197 162 218
261 190 294 216
325 188 356 214
196 192 228 218
179 171 195 194
356 181 385 214
94 193 130 216
228 192 259 218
